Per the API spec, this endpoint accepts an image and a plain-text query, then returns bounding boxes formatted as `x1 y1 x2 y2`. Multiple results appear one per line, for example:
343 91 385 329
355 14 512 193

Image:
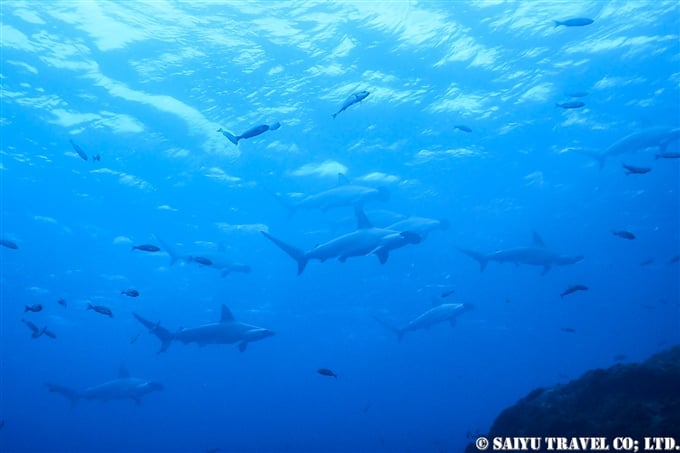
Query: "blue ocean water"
1 1 679 452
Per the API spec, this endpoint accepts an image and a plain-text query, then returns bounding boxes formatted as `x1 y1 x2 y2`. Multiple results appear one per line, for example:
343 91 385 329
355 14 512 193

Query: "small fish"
132 244 160 252
190 256 213 266
87 303 113 317
41 327 57 339
453 125 472 133
640 257 655 266
0 239 18 249
121 289 139 298
667 254 680 265
554 18 594 27
317 368 337 378
130 331 142 344
612 230 636 240
57 298 68 307
567 91 588 98
560 284 588 299
25 304 43 313
556 101 585 109
560 327 576 333
332 90 370 119
217 122 280 145
22 318 43 338
92 153 101 161
69 139 88 161
441 289 456 298
622 163 651 175
655 152 680 159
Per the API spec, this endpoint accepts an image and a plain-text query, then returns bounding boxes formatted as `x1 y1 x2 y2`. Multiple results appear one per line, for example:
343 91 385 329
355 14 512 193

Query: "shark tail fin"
46 383 80 405
457 248 488 272
261 231 308 275
372 315 404 342
578 150 606 170
133 313 173 353
153 235 180 266
220 129 239 145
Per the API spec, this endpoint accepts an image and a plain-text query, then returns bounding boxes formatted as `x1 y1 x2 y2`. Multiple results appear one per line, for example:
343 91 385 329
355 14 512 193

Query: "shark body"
46 366 163 405
133 305 274 353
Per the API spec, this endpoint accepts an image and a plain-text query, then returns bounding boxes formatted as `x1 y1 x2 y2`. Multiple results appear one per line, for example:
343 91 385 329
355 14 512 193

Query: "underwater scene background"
1 1 679 452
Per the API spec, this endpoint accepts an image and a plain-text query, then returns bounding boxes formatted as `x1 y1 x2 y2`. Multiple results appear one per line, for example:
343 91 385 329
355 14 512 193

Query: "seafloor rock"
465 345 680 452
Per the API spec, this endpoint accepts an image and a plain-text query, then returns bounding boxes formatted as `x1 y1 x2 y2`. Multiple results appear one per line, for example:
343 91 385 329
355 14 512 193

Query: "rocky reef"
465 345 680 451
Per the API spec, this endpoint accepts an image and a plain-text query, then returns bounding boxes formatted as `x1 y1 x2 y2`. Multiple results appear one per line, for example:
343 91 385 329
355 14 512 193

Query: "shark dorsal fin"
354 207 373 229
532 231 545 247
337 173 350 186
220 304 235 323
118 364 130 379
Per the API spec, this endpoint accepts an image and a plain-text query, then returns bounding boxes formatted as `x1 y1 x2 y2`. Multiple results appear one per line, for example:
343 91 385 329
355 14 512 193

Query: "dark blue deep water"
1 2 679 452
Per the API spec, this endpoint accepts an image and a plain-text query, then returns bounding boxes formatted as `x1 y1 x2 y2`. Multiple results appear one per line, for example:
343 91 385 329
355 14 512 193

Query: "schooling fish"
87 303 113 318
25 304 43 313
640 257 655 266
332 90 369 118
0 239 18 249
317 368 337 378
441 289 456 298
121 289 139 298
554 18 594 27
132 244 160 252
560 284 588 299
612 230 636 240
667 254 680 265
57 298 67 308
453 125 472 133
217 122 280 145
69 139 88 161
188 256 213 266
655 151 680 159
41 327 57 340
22 318 43 338
556 101 585 109
622 163 651 175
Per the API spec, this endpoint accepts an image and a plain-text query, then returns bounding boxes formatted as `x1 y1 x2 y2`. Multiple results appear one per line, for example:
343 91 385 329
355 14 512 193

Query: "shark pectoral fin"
449 318 457 327
238 341 248 352
541 265 551 276
375 248 389 264
338 255 348 263
134 397 142 406
337 173 351 186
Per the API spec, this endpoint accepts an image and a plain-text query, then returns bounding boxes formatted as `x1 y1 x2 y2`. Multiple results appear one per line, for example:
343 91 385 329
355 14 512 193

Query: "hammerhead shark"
46 365 163 405
133 305 274 353
458 232 583 275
